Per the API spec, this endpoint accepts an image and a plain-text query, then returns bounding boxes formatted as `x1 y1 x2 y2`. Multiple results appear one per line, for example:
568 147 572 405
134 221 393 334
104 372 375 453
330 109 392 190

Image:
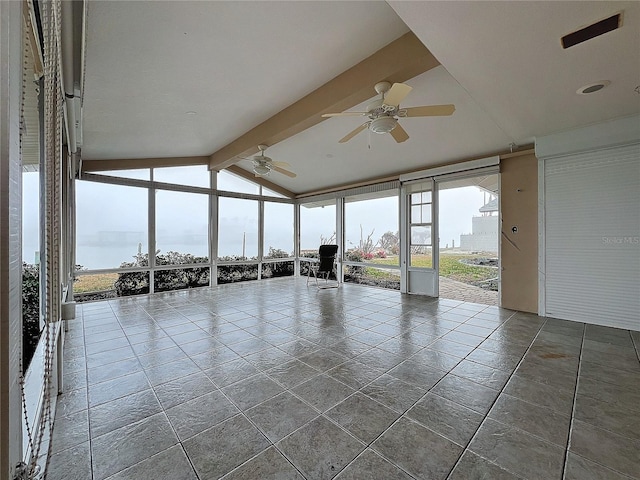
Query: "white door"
401 180 438 296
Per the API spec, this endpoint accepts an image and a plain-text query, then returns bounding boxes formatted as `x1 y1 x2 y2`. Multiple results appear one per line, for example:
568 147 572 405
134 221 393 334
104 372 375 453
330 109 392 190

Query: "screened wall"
74 169 405 300
73 168 296 300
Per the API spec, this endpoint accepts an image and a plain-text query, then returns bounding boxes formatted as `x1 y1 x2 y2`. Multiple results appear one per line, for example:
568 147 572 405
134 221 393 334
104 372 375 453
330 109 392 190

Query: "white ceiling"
82 1 409 160
82 1 640 194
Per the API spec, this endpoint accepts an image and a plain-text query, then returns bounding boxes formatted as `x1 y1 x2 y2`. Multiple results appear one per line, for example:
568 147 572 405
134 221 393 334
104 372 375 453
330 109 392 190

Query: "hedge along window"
300 201 336 254
154 267 209 292
264 202 294 258
218 197 258 260
217 170 260 195
156 190 209 264
344 191 399 265
76 181 148 270
153 165 209 188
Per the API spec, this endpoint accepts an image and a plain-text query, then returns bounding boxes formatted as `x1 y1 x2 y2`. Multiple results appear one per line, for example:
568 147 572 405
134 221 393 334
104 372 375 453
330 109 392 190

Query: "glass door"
401 180 438 296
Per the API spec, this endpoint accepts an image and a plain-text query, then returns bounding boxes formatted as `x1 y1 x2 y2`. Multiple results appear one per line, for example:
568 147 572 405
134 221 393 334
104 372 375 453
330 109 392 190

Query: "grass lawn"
74 273 119 293
73 254 496 294
370 254 496 285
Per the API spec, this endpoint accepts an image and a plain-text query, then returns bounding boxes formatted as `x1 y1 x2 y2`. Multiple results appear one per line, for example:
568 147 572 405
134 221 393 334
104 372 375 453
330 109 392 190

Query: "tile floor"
48 278 640 480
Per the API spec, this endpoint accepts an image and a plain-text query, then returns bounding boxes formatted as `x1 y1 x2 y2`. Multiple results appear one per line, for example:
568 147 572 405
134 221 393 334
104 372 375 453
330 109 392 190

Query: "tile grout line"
58 285 563 480
334 310 518 479
109 295 277 480
82 304 96 480
631 330 640 364
157 296 310 480
560 322 586 480
100 299 197 480
206 299 491 478
443 315 550 480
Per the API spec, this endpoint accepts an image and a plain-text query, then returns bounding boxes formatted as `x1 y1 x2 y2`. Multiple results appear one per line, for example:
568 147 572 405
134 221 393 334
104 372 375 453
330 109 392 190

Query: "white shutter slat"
544 143 640 331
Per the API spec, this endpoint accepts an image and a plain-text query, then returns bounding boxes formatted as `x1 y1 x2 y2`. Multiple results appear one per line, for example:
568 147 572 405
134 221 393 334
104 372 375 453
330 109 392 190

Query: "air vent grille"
561 13 622 49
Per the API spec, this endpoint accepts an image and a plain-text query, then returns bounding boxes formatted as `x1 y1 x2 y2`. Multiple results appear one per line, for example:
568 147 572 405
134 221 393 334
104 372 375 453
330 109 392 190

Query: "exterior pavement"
439 276 498 306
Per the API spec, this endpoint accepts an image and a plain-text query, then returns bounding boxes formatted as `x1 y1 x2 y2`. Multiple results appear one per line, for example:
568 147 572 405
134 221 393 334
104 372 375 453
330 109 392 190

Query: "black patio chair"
307 244 339 289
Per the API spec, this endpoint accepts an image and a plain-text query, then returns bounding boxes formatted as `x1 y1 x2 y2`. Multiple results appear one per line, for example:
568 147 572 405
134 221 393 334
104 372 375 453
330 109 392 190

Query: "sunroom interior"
1 1 639 480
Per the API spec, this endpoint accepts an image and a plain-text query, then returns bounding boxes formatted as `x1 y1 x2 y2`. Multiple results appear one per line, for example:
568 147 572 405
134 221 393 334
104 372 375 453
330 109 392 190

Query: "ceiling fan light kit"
323 81 455 143
248 144 297 178
253 163 271 176
370 116 398 134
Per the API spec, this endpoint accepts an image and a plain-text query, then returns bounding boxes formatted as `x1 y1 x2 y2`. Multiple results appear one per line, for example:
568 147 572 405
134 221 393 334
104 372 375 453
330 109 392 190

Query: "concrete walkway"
439 276 498 306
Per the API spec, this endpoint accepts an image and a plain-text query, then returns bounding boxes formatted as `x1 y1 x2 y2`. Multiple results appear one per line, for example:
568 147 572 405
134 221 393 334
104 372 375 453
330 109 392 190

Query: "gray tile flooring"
48 278 640 480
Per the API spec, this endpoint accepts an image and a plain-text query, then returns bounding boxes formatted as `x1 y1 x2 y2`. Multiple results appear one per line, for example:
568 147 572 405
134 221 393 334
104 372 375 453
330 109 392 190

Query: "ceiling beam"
226 165 295 198
208 32 440 171
81 156 210 172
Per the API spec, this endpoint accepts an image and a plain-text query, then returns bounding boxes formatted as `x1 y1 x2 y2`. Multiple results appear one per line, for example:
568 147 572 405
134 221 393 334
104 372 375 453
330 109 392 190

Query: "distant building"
460 197 498 253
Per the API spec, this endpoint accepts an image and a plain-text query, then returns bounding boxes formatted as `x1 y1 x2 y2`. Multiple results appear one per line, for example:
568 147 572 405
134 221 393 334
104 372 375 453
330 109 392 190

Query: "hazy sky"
23 169 492 270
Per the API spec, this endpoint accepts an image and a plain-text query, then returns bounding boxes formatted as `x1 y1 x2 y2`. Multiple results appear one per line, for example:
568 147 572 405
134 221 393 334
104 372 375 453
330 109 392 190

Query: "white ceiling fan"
246 145 296 178
322 81 455 143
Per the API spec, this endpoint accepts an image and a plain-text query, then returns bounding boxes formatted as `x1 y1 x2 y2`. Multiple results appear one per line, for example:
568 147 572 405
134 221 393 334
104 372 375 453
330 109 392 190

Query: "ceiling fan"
322 81 455 144
246 145 296 178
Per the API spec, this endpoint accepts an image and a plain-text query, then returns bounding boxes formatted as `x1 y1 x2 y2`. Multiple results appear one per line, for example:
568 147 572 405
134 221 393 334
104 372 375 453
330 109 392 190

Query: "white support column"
210 170 218 286
336 197 344 283
537 157 546 317
257 199 264 280
0 0 25 474
294 202 300 277
148 172 155 294
432 178 440 296
399 186 407 293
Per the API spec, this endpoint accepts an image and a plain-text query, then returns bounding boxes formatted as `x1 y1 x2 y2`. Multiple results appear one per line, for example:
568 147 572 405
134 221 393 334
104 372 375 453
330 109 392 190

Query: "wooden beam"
81 156 210 172
226 165 295 199
209 32 440 170
499 146 535 160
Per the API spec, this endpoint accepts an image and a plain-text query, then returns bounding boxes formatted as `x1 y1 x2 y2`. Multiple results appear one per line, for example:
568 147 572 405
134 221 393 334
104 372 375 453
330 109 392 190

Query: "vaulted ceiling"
81 1 640 195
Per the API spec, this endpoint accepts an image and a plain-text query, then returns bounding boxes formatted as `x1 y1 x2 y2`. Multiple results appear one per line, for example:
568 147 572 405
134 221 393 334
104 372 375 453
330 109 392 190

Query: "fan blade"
383 83 412 107
272 165 297 178
404 104 455 117
390 123 409 143
339 123 369 143
272 161 291 168
322 112 368 118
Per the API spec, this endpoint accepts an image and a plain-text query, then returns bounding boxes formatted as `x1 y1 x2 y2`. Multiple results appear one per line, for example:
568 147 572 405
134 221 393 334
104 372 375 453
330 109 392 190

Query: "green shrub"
115 251 211 295
262 248 294 278
217 262 258 284
22 263 40 369
115 253 150 296
344 250 366 276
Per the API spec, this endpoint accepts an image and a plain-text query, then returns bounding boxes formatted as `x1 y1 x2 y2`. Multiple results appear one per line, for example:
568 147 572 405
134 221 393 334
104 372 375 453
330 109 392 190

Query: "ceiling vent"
577 80 611 95
561 13 622 49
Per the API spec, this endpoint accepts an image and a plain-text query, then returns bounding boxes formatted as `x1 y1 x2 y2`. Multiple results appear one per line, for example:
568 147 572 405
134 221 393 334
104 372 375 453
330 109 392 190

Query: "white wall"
460 216 498 253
